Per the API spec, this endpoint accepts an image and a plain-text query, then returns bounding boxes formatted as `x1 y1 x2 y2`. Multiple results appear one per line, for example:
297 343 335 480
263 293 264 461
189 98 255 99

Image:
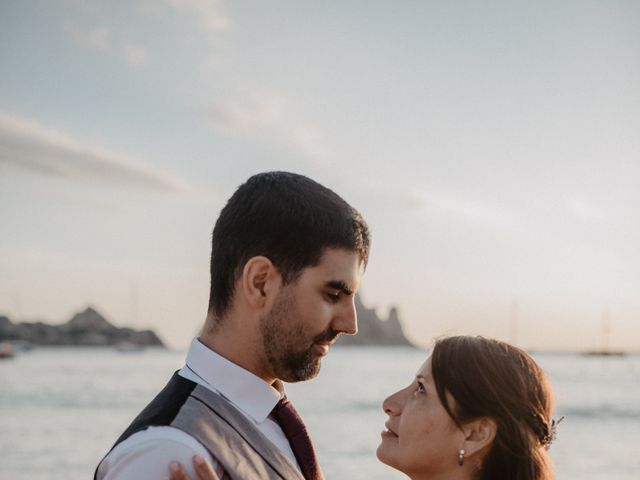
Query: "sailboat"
115 280 145 353
0 342 15 359
583 307 625 356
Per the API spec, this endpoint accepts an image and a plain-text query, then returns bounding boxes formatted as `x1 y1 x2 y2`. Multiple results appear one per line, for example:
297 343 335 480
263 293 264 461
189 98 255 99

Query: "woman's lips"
381 423 398 438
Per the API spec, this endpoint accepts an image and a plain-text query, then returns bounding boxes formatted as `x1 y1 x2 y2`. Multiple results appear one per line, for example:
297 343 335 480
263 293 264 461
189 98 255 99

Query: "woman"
169 336 558 480
377 335 557 479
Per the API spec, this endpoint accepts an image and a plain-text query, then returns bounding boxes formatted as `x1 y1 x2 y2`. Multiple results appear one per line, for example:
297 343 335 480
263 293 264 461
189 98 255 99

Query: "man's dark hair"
207 171 370 319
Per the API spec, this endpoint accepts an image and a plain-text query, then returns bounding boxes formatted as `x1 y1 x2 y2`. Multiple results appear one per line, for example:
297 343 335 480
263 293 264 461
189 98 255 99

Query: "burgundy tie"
271 396 323 480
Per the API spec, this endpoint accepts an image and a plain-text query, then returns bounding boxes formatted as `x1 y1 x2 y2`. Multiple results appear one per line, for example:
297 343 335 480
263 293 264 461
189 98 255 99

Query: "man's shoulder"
97 426 214 480
112 425 206 451
113 373 198 445
95 374 204 479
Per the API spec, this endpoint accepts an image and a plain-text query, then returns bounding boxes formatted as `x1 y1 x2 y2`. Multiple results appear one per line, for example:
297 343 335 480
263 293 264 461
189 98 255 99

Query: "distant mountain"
0 296 411 348
0 307 164 347
336 295 414 347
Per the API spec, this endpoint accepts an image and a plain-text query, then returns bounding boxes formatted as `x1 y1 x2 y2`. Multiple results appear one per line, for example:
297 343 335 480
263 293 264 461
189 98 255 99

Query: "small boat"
0 342 15 359
115 341 145 353
581 307 626 357
10 340 34 352
583 350 625 357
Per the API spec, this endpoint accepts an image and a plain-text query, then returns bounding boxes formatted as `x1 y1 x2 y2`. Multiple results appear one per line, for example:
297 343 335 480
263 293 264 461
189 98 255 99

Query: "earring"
458 449 465 467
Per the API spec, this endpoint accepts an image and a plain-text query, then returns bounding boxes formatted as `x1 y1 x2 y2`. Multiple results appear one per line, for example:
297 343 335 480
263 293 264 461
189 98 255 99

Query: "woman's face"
376 357 464 478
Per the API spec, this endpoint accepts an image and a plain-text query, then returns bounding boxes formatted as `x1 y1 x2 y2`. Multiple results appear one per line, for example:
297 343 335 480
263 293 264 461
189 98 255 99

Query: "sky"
1 0 638 351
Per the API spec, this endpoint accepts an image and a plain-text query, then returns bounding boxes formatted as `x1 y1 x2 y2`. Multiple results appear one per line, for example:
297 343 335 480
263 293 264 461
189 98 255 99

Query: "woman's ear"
240 256 281 310
462 417 496 459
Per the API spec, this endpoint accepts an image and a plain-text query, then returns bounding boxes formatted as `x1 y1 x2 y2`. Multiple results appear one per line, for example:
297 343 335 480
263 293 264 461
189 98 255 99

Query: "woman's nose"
383 388 404 416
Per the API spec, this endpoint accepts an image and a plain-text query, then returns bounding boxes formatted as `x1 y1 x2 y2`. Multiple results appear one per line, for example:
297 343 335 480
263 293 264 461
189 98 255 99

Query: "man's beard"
260 289 338 382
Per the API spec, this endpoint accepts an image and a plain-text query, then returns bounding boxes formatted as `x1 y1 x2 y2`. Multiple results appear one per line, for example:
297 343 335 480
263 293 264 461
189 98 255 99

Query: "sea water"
0 347 638 479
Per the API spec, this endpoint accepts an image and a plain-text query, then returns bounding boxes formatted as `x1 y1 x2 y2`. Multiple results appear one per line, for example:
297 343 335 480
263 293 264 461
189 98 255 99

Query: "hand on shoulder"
168 455 221 480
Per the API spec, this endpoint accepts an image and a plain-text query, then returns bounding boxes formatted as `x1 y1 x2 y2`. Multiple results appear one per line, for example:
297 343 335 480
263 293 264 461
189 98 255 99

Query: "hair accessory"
458 449 465 466
541 416 565 450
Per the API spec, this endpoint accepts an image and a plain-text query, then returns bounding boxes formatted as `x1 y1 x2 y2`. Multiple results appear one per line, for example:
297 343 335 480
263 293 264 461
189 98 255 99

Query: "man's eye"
326 292 340 302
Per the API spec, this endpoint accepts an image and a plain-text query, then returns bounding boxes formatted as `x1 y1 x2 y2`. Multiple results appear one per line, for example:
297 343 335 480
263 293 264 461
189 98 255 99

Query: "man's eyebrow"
325 280 354 296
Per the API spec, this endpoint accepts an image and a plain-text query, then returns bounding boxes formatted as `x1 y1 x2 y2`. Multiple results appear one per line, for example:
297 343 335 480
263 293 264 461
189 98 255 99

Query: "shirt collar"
184 338 282 423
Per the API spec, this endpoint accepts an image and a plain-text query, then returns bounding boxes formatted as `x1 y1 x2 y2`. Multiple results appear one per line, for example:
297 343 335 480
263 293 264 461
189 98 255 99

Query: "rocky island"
336 294 414 347
0 295 412 349
0 307 164 347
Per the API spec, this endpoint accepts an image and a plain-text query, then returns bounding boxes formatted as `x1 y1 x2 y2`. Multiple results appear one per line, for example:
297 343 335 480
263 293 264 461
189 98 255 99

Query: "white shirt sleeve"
96 426 220 480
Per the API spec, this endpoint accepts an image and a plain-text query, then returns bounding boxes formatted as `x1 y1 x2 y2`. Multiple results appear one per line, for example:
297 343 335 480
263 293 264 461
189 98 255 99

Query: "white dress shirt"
96 338 300 479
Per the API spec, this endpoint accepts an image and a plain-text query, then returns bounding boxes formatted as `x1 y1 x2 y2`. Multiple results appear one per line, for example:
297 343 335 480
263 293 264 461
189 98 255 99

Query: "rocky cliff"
0 296 411 348
336 295 414 347
0 307 164 347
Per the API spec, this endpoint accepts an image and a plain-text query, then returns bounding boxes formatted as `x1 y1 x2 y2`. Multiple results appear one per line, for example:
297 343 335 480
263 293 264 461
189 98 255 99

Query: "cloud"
565 197 606 222
350 178 514 228
351 179 427 210
417 190 512 226
209 95 285 133
65 23 150 69
165 0 230 31
208 94 332 163
0 113 188 193
65 2 228 73
158 0 230 69
86 26 110 50
123 44 150 67
65 25 110 51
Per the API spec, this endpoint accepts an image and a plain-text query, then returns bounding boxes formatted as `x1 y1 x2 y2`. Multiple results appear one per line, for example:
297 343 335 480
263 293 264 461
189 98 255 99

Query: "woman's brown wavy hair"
431 336 555 480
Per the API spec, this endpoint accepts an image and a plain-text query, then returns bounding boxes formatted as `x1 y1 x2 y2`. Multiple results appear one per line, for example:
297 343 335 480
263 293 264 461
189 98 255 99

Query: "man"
95 171 370 479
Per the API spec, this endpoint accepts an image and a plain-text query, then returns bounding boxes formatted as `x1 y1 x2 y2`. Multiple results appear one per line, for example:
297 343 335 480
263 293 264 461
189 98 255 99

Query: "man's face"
260 248 363 382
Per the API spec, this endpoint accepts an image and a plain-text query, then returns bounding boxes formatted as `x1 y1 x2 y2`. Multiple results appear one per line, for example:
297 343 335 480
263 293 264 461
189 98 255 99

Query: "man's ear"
240 256 281 310
462 417 496 459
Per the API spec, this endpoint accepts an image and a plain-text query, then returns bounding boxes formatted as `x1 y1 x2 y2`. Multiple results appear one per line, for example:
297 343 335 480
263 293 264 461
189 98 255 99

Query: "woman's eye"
415 382 426 394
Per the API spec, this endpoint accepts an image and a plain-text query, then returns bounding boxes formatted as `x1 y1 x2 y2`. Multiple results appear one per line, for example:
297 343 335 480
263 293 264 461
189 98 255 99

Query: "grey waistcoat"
175 383 305 480
96 373 306 480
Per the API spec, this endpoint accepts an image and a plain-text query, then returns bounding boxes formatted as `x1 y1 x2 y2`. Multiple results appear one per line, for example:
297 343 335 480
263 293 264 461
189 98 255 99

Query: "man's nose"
333 297 358 335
